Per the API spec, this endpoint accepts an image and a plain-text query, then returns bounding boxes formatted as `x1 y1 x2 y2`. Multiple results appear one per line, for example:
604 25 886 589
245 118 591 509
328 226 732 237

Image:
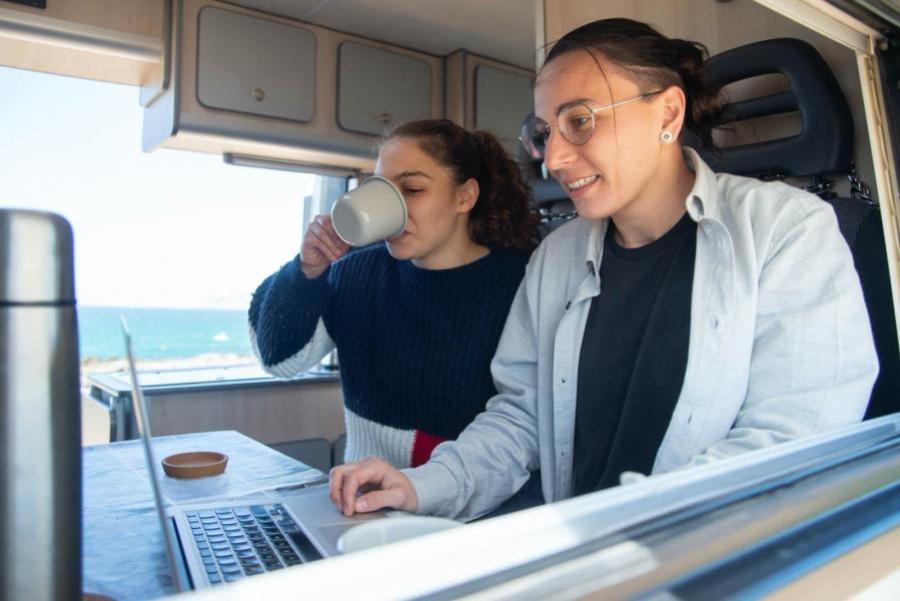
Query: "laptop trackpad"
282 485 387 557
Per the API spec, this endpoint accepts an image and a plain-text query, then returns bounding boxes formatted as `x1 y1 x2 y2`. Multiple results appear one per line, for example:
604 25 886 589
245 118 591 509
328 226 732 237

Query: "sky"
1 65 316 310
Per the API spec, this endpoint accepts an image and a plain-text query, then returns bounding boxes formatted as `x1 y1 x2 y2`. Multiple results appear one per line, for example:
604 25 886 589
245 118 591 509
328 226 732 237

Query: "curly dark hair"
385 119 539 252
545 18 726 149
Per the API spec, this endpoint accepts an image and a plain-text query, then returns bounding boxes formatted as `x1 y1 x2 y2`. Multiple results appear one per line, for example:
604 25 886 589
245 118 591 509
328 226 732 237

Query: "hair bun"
674 39 706 77
672 40 724 150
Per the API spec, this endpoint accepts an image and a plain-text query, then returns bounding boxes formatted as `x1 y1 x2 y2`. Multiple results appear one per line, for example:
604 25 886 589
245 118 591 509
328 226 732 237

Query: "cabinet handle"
253 88 265 101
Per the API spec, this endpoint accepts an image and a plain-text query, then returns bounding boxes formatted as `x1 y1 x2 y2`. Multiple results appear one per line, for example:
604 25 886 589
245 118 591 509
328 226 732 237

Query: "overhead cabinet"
196 7 315 123
337 41 431 136
142 0 444 172
444 51 534 154
474 65 533 148
141 0 535 172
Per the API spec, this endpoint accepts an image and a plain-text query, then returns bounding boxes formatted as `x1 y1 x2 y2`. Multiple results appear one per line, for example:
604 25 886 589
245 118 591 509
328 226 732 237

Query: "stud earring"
660 130 674 143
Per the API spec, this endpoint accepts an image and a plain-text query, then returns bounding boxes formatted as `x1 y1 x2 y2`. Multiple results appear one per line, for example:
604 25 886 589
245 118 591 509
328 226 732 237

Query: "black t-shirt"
572 212 697 496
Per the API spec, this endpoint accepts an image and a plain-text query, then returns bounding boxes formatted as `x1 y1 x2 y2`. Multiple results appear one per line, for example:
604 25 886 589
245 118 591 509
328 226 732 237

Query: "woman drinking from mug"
249 119 539 471
327 19 878 521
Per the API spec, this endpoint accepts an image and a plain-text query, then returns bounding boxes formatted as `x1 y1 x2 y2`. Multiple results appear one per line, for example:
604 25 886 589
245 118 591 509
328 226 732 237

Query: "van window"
0 65 328 383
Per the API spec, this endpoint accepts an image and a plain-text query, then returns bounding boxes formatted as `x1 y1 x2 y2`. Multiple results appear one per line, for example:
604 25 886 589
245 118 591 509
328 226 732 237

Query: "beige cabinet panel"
197 6 316 122
475 65 534 151
337 41 431 136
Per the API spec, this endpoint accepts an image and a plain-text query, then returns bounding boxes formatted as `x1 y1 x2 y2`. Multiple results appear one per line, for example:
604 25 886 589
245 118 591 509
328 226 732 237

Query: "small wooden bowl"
162 451 228 479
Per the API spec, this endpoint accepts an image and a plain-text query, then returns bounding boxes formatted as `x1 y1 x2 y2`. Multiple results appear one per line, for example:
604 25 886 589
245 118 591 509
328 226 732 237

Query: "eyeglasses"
519 91 663 160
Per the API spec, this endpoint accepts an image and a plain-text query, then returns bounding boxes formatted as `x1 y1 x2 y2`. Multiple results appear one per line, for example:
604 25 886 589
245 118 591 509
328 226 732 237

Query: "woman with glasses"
250 119 540 480
328 19 877 521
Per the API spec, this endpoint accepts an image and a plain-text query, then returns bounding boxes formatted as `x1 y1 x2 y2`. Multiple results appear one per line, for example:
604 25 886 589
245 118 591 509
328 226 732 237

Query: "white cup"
336 516 460 553
331 176 407 246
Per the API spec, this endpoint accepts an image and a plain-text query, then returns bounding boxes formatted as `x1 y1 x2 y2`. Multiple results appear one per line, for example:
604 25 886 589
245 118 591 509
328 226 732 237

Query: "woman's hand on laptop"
329 458 418 516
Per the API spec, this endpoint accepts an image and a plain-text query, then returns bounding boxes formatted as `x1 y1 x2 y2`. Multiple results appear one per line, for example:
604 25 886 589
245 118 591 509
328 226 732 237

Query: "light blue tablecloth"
82 430 322 600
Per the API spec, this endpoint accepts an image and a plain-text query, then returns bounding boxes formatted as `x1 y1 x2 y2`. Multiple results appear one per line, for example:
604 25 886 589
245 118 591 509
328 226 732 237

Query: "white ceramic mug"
331 176 407 246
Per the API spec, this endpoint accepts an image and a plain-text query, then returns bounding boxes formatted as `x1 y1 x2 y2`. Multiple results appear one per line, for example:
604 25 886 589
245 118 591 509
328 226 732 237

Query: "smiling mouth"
566 175 599 191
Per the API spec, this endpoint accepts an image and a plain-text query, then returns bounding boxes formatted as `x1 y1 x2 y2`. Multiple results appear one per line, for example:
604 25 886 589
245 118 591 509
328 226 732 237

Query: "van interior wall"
0 0 163 38
146 382 345 453
0 0 162 85
543 0 878 200
0 0 160 35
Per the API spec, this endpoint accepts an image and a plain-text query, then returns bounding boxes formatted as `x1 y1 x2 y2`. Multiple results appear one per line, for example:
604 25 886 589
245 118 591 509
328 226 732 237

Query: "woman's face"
375 137 476 262
534 50 672 221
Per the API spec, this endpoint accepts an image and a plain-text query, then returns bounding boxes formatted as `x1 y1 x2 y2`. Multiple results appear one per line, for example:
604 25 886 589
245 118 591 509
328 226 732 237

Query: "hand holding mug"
299 215 350 279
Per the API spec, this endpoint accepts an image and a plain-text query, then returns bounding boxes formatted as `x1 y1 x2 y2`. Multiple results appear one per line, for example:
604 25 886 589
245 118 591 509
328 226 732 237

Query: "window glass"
0 66 318 382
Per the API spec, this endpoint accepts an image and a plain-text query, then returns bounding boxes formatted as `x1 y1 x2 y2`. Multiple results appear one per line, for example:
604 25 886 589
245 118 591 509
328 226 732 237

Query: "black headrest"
690 38 854 177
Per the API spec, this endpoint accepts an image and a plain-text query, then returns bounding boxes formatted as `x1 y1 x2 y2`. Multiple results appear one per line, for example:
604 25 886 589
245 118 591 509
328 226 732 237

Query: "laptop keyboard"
186 503 307 585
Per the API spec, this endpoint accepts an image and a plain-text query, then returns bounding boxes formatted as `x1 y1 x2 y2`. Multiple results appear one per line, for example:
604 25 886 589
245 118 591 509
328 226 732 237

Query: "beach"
80 353 258 390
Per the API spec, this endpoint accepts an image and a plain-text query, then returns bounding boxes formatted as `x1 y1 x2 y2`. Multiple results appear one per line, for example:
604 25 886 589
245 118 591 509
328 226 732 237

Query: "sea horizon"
77 305 254 361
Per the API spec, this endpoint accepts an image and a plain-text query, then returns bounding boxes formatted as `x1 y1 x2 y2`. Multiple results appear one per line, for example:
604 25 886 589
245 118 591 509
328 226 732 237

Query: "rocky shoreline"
79 353 257 388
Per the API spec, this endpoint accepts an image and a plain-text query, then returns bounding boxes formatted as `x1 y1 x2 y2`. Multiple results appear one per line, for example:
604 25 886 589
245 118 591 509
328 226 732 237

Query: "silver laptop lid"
121 316 185 593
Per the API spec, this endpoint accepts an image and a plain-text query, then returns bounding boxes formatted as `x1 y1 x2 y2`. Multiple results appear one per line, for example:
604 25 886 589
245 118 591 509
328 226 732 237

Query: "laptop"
120 317 387 590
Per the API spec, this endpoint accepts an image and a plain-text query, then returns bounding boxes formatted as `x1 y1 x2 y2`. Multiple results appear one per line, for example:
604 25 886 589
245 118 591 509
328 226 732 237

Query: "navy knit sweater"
249 245 528 466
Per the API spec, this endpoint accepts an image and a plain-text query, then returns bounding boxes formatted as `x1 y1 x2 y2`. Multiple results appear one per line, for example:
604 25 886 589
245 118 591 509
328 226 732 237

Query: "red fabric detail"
411 431 446 467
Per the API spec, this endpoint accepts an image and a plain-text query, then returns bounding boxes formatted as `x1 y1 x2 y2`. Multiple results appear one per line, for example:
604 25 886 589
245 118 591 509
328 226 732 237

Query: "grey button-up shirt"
405 148 878 521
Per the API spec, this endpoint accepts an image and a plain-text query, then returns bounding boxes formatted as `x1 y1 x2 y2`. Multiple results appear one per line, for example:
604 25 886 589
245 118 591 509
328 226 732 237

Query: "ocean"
78 306 253 361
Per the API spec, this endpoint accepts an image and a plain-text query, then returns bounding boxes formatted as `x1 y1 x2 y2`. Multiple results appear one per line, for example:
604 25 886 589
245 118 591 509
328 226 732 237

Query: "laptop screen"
121 316 185 593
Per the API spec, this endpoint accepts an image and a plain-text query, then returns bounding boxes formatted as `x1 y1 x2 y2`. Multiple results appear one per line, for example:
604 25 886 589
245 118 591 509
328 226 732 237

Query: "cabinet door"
475 66 533 151
337 41 431 136
197 7 315 122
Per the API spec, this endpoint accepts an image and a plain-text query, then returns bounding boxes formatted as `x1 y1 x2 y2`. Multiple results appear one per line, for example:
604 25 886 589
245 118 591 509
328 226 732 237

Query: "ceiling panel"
222 0 536 69
222 0 324 20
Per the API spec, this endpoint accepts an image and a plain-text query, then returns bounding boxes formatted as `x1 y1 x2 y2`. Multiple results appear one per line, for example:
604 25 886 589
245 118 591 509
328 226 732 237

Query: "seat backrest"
689 38 854 177
515 123 574 236
693 38 899 419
